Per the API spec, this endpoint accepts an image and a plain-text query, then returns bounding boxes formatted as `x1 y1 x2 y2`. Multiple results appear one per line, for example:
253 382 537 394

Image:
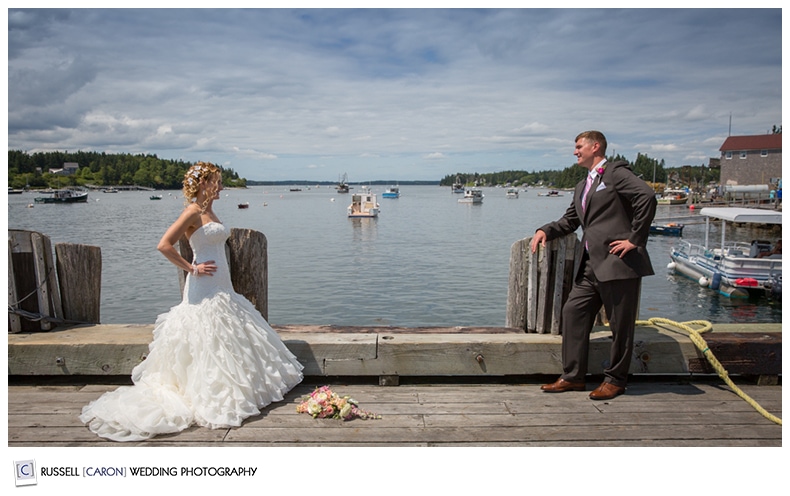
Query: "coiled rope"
635 317 782 426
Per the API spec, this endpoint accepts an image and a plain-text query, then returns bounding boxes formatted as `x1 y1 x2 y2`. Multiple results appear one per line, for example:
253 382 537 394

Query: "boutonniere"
596 164 606 175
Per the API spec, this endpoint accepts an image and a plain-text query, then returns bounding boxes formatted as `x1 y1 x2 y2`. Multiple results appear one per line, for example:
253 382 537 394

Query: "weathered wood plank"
687 332 781 375
8 381 782 447
8 238 22 333
55 242 102 324
506 238 528 329
31 232 56 330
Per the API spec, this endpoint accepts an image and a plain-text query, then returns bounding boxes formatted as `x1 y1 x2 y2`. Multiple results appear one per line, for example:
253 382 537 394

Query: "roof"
719 134 782 152
699 207 782 224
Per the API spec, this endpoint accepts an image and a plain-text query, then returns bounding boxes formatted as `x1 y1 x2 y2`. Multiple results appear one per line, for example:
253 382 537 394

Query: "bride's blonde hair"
183 161 221 212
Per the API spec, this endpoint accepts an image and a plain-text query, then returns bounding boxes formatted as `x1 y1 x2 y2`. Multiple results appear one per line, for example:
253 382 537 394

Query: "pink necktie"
581 173 593 212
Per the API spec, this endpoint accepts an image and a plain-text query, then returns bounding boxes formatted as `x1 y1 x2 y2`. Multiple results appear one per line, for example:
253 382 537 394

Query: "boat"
347 187 380 218
452 175 465 194
506 187 519 199
537 190 563 197
657 188 689 205
382 186 400 198
102 187 119 193
668 207 781 299
34 189 88 203
238 202 250 209
8 187 24 194
649 222 684 236
458 188 484 204
289 188 302 192
336 173 350 193
149 194 163 200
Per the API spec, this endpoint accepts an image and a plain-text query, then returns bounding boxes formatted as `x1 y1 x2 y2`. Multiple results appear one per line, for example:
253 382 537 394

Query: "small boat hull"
34 190 88 203
650 223 684 236
458 188 483 203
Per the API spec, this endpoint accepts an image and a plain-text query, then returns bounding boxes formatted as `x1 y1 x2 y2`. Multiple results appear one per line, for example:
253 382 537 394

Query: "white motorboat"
668 207 781 299
506 187 519 199
458 188 483 204
657 188 689 205
348 187 380 218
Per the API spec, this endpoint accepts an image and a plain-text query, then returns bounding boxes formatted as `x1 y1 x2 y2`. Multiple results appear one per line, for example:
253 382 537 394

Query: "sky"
5 7 784 182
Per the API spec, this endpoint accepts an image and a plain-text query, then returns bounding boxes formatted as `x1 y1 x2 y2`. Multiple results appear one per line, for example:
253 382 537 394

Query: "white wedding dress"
80 222 304 441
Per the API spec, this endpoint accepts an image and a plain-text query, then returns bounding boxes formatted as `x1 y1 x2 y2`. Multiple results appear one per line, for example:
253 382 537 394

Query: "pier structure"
8 228 781 384
7 228 782 447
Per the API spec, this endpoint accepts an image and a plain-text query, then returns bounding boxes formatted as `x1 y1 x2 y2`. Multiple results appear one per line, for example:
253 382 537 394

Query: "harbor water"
7 186 782 326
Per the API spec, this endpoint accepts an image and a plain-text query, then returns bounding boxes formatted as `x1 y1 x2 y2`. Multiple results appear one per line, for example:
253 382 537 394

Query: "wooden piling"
507 233 580 334
8 230 63 332
55 243 101 324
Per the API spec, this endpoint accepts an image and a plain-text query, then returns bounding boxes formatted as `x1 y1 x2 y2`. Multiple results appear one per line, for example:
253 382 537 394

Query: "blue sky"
6 7 783 182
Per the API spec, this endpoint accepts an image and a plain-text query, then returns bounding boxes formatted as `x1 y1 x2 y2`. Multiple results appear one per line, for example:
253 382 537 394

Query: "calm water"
7 186 782 326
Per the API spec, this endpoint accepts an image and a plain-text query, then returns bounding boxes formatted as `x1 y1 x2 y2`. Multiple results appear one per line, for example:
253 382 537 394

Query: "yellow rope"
634 317 781 426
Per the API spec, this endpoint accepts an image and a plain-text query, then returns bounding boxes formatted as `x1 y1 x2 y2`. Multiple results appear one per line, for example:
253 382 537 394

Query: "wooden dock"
7 321 782 447
7 228 782 449
8 377 781 447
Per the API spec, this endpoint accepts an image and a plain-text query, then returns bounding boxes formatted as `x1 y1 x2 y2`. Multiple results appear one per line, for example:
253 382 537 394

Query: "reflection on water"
7 187 781 326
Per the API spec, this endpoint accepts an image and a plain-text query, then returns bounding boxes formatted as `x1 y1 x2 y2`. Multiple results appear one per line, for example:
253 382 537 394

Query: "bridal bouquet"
296 385 381 420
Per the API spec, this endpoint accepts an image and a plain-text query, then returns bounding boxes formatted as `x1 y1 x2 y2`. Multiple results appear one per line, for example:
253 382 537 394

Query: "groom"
530 131 657 400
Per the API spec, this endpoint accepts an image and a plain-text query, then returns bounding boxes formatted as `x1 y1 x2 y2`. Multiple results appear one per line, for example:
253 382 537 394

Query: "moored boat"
34 189 88 204
238 202 250 209
149 194 163 200
668 207 781 299
537 190 563 197
382 186 400 198
347 187 380 218
458 188 483 204
452 175 464 194
657 188 688 205
649 222 684 236
336 173 350 193
506 187 519 199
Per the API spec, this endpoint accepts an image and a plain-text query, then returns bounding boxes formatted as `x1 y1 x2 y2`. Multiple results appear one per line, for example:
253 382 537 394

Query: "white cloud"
7 8 782 180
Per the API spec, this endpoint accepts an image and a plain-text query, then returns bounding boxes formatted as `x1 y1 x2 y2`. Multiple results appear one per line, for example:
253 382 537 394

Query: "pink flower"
596 165 606 175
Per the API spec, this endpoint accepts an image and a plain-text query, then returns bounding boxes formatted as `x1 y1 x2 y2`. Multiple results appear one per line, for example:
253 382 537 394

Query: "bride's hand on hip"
193 260 217 276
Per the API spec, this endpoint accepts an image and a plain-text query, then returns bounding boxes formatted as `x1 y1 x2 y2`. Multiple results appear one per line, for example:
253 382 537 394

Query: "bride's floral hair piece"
183 161 220 210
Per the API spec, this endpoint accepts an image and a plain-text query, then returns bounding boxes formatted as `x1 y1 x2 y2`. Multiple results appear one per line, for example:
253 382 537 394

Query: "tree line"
439 152 720 191
7 150 247 190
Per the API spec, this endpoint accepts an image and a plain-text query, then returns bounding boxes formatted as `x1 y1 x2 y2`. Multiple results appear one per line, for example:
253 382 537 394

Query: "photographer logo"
14 460 37 487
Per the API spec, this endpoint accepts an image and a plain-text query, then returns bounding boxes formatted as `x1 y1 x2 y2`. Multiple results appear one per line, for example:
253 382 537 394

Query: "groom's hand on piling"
530 231 547 253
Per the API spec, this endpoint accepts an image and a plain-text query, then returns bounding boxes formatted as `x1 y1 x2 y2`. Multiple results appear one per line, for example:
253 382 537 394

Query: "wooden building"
719 134 782 188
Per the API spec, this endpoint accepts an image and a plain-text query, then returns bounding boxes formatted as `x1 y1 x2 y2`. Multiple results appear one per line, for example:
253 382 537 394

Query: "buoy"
666 261 676 270
698 276 710 287
689 204 695 210
710 271 722 290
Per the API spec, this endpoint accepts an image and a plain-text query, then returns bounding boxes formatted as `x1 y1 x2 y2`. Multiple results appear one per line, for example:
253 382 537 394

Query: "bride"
80 162 303 441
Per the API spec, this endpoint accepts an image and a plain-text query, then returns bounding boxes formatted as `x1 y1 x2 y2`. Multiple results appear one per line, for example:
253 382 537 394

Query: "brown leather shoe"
540 378 586 393
589 382 625 400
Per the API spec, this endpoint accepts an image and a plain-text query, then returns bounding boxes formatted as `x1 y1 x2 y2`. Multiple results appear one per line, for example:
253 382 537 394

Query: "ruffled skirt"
80 292 303 442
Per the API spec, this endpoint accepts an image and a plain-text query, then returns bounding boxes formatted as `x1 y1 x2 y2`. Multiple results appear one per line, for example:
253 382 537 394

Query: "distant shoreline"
246 180 440 186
